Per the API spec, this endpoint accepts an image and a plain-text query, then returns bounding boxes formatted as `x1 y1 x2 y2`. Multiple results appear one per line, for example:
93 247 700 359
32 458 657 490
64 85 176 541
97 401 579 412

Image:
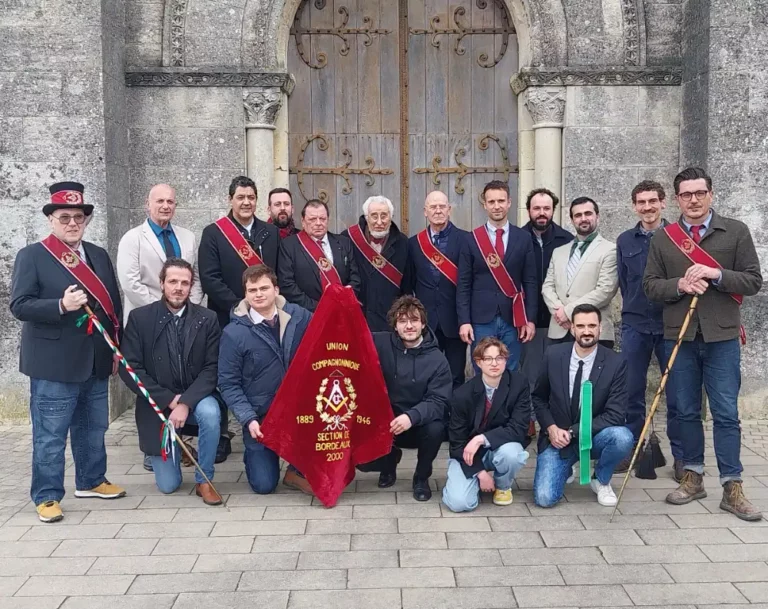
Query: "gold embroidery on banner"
315 372 358 431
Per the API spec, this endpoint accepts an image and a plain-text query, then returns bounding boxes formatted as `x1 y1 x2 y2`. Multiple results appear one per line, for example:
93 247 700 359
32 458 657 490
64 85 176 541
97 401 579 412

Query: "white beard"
369 229 388 240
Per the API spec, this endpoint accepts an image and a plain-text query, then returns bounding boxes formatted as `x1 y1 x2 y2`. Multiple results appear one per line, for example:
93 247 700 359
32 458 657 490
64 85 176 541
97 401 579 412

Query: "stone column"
243 88 283 218
523 86 566 223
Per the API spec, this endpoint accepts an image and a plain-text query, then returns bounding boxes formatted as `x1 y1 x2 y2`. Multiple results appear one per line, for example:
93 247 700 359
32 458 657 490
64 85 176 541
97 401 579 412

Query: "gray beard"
370 229 388 239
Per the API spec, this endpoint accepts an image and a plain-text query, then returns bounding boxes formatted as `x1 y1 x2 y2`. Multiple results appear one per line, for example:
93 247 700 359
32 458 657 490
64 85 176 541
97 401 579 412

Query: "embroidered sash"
416 230 458 286
214 217 264 267
347 225 402 289
297 231 343 288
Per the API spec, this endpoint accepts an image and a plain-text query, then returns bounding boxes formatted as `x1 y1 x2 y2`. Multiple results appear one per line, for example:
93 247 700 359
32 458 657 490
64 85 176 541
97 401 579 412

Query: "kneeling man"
533 304 632 507
358 296 452 501
442 337 531 512
121 258 222 505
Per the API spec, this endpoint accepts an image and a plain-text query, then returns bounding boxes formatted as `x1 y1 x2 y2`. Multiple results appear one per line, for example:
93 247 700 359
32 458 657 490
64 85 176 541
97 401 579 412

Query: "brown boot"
720 481 763 521
283 469 313 495
673 459 685 483
666 470 707 505
196 482 222 506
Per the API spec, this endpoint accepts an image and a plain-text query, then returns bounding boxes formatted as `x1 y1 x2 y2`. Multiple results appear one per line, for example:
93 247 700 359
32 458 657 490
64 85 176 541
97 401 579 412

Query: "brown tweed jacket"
643 210 762 342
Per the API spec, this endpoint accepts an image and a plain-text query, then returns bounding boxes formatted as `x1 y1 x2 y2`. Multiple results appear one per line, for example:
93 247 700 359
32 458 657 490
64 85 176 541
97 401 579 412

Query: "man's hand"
168 394 182 410
111 354 120 376
459 323 474 345
477 470 496 492
463 435 486 466
547 424 571 449
61 285 88 312
168 403 189 429
519 322 536 343
677 276 708 295
390 414 413 436
554 307 570 328
685 263 720 284
248 420 263 440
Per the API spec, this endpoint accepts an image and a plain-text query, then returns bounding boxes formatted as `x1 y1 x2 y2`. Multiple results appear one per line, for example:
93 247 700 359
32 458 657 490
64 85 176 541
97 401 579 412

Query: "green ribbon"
579 380 593 485
75 313 89 327
570 231 598 257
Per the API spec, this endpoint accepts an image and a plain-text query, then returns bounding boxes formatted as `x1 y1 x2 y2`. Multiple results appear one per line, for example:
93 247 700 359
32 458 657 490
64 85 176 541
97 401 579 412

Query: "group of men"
10 167 762 523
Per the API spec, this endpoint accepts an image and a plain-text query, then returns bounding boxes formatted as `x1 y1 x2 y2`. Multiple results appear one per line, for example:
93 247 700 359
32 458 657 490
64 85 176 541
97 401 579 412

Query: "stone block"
0 557 94 576
0 526 28 541
624 583 748 605
224 493 313 507
81 508 177 525
21 117 105 165
351 532 447 550
558 564 673 585
306 518 397 534
263 506 352 520
455 565 562 587
194 552 299 573
566 87 639 128
639 87 682 127
327 492 397 505
563 127 679 169
210 521 306 537
732 527 768 543
488 516 581 531
348 566 455 589
541 529 643 547
251 534 350 553
15 575 134 596
60 597 177 609
665 561 768 582
513 584 632 607
52 538 159 557
129 128 245 170
129 572 241 594
397 517 489 533
400 549 502 568
126 0 164 64
0 540 62 558
185 31 242 68
737 582 768 603
127 88 244 129
578 514 676 529
288 589 402 609
172 507 267 522
89 555 197 575
616 500 709 514
240 569 347 591
115 522 213 539
152 535 253 555
173 592 289 609
10 599 77 609
636 528 742 545
297 550 398 570
600 544 710 564
701 543 768 561
0 72 63 117
0 117 24 160
402 587 516 609
352 503 442 519
0 26 103 71
710 0 752 27
447 531 543 549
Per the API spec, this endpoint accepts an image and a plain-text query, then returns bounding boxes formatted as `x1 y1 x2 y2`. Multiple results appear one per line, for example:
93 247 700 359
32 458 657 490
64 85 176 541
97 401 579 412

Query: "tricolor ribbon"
579 380 593 485
160 420 177 463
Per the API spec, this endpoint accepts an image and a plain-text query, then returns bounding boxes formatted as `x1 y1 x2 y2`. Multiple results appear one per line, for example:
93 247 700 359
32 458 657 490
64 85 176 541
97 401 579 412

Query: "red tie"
480 397 493 428
691 225 704 244
494 228 505 258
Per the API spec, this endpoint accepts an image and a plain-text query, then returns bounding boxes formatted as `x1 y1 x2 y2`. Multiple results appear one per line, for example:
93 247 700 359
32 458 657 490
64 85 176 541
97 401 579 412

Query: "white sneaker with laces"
590 479 617 507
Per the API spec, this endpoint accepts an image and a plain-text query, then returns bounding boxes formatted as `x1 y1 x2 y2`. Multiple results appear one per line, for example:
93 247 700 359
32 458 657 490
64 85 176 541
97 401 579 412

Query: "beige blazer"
117 220 204 323
541 233 619 340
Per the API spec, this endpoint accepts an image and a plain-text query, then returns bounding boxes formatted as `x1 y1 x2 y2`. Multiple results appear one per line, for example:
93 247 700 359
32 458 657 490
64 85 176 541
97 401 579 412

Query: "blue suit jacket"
407 224 468 339
457 225 538 326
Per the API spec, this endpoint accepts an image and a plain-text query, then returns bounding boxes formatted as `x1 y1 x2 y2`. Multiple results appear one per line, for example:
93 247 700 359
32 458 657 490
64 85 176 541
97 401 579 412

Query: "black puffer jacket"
372 328 453 425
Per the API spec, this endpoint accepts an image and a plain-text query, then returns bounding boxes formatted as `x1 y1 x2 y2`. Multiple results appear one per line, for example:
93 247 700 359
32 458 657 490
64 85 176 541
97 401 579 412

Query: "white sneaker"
566 464 576 484
590 479 618 507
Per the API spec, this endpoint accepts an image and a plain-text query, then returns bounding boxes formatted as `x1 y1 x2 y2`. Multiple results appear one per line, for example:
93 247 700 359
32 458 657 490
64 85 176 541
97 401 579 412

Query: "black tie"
161 230 176 259
265 315 278 328
570 360 584 421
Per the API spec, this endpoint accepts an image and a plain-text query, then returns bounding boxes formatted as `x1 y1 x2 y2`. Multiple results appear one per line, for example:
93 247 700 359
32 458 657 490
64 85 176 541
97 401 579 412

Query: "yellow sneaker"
36 500 63 523
74 481 126 499
493 488 513 506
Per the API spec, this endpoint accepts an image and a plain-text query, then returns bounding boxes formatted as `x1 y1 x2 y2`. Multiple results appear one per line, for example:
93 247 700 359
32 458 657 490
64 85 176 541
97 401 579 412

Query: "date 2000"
326 452 344 462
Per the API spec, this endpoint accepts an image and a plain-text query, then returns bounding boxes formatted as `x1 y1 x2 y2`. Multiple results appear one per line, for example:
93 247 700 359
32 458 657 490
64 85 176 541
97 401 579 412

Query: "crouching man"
121 258 223 505
442 337 531 512
533 304 633 508
357 296 452 501
218 265 312 494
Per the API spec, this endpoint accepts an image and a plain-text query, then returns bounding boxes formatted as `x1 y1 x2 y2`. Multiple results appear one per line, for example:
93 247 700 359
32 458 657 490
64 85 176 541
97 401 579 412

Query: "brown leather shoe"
196 482 222 506
666 470 707 505
720 481 763 521
283 469 313 495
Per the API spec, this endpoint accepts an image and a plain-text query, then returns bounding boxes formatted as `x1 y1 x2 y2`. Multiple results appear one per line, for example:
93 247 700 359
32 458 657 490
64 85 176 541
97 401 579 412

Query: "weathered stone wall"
645 0 684 66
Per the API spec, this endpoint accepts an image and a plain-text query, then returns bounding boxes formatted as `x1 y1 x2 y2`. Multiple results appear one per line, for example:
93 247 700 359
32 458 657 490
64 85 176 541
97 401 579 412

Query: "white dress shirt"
568 344 598 402
485 221 509 252
316 233 334 263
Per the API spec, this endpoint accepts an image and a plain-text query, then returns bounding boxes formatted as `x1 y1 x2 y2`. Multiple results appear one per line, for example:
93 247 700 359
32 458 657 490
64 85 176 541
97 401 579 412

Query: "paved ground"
1 411 768 609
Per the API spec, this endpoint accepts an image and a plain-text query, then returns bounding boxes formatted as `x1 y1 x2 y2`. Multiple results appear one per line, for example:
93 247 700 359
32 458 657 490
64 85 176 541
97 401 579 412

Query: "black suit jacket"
407 223 467 338
342 216 410 332
277 231 361 311
119 301 221 455
10 240 122 383
198 213 280 327
532 343 627 455
448 371 532 477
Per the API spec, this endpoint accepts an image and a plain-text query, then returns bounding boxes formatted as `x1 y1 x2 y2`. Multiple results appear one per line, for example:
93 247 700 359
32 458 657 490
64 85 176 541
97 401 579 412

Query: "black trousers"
434 325 467 388
357 420 445 480
550 334 615 350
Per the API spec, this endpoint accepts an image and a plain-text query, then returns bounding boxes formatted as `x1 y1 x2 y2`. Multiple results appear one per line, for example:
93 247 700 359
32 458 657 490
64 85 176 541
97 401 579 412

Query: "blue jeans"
30 376 109 505
534 426 634 508
150 395 220 491
243 428 281 494
442 442 529 512
665 337 742 484
622 324 681 459
472 315 521 371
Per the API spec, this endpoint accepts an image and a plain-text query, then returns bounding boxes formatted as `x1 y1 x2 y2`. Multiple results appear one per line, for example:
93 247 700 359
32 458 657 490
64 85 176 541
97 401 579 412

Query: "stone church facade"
1 0 767 419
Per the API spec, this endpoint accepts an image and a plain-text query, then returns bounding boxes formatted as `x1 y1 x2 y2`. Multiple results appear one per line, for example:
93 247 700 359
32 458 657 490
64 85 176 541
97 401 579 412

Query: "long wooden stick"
610 295 700 522
83 306 223 504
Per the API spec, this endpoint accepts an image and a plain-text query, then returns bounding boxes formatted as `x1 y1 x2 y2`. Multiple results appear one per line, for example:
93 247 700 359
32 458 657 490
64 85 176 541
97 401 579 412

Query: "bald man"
407 191 469 387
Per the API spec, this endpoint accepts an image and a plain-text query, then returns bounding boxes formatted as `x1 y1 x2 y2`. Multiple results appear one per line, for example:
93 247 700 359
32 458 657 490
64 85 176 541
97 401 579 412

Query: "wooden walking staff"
610 295 700 521
79 305 223 503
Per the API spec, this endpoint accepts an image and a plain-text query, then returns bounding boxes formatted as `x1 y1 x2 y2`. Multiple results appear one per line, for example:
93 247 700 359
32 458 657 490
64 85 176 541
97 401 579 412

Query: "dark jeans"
243 430 281 494
551 334 614 350
358 420 445 480
622 323 681 459
472 315 521 372
434 325 466 388
30 376 109 505
666 336 742 484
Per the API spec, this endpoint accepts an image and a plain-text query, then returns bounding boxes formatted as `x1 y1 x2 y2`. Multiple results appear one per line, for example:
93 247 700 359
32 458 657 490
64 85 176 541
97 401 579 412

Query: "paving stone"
0 557 95 576
617 501 710 514
174 591 289 609
348 566 455 588
400 549 502 567
252 534 350 552
499 547 605 566
298 550 398 570
351 532 446 550
263 506 353 520
0 541 61 557
66 497 144 510
353 504 442 519
173 507 267 521
2 598 69 609
455 565 562 587
701 543 768 561
0 577 27 596
527 502 613 515
15 575 134 596
226 494 313 507
397 517 491 532
194 552 298 572
210 520 306 536
60 597 176 609
441 502 531 517
736 582 768 602
558 563 673 585
240 569 347 590
323 492 397 505
52 538 158 557
4 511 88 526
731 527 768 543
117 522 214 538
513 584 632 607
402 587 516 609
600 545 710 564
0 526 30 540
540 529 644 547
20 523 123 540
89 555 197 575
81 509 177 524
129 572 241 594
488 516 581 531
670 513 768 528
637 528 742 545
137 495 230 509
152 536 253 555
446 531 543 549
577 514 677 529
624 582 748 605
665 561 768 582
288 589 401 609
306 518 396 534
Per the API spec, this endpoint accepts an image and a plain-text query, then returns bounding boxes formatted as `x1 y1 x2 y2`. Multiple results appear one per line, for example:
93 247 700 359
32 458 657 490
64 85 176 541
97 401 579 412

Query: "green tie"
570 231 598 258
579 380 593 485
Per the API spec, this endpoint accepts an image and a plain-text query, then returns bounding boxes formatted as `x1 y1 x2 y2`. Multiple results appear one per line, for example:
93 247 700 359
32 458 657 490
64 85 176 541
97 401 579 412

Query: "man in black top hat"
10 182 126 523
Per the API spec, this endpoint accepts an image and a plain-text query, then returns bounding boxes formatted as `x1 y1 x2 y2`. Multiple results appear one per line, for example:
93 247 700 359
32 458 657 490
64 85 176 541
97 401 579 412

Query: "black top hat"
43 182 94 216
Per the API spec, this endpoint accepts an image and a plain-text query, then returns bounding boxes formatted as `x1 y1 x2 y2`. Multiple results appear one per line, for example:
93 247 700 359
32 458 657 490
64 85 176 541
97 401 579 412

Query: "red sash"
40 235 120 337
214 217 264 267
347 225 403 289
416 230 458 286
297 231 343 288
664 222 746 344
472 226 528 328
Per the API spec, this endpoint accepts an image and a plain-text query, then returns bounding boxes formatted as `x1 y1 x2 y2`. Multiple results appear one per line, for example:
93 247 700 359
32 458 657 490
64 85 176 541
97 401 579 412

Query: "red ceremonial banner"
260 284 394 507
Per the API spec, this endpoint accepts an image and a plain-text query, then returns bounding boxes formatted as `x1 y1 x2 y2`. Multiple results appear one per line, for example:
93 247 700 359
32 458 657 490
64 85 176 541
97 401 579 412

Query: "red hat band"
50 190 84 205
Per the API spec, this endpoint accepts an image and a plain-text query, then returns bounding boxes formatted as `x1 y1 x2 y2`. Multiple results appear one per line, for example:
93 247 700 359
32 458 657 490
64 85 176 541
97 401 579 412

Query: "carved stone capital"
523 86 566 129
243 88 283 128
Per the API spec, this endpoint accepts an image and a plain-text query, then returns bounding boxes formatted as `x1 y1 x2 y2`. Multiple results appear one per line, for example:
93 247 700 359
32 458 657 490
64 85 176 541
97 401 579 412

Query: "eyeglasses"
677 190 709 202
52 214 86 225
481 356 508 364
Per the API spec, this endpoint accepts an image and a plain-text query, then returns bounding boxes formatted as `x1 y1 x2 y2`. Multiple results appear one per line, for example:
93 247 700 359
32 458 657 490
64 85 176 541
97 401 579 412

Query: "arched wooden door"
288 0 519 234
